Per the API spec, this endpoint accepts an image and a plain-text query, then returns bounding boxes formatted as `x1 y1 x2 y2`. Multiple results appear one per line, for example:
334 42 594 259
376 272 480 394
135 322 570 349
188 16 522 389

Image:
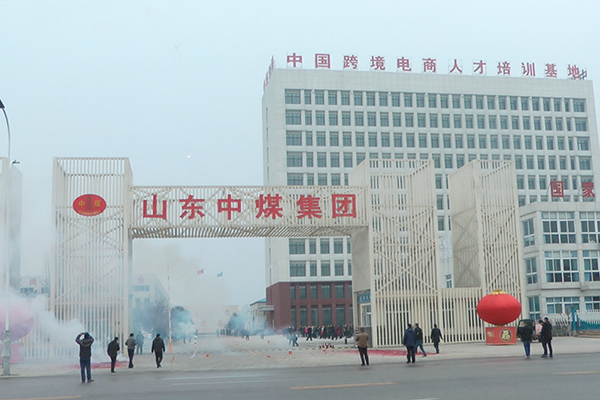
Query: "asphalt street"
1 352 599 400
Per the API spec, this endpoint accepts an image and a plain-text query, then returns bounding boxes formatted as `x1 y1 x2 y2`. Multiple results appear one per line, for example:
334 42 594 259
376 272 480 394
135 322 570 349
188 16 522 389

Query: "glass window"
440 95 448 108
379 93 388 106
366 92 375 106
286 111 301 125
328 91 337 105
334 262 344 276
290 262 306 277
321 262 330 277
285 90 301 104
416 94 425 107
341 91 350 105
320 238 330 254
315 91 324 105
404 93 413 107
428 94 437 108
287 152 303 167
354 112 364 126
321 284 331 298
304 90 312 105
354 92 363 106
391 93 400 107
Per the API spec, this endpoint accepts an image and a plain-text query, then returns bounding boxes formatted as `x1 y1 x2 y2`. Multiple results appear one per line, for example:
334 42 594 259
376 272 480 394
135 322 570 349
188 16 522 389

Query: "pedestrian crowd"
283 324 355 342
75 331 167 383
517 317 553 359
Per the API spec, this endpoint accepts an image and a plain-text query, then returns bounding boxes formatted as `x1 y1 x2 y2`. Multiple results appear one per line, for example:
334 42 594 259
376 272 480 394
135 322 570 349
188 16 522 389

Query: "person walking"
518 321 534 359
403 324 417 364
540 317 553 358
414 323 427 357
152 333 166 368
430 324 443 354
135 332 145 355
355 327 370 366
76 332 95 383
125 333 136 368
107 337 120 373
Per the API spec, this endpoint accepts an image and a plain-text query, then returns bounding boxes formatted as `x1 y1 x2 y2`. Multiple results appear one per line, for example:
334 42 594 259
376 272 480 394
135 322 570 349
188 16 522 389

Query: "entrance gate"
47 157 523 351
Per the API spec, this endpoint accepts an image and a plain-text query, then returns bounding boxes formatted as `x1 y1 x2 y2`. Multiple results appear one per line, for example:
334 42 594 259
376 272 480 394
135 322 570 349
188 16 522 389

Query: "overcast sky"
1 0 599 308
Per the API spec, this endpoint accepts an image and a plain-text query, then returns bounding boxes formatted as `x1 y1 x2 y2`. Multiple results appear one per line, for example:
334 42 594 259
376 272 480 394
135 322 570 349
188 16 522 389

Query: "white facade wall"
262 67 599 327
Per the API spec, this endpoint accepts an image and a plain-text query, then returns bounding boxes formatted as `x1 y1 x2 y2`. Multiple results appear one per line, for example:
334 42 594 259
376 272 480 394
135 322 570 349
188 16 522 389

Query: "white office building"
262 64 600 331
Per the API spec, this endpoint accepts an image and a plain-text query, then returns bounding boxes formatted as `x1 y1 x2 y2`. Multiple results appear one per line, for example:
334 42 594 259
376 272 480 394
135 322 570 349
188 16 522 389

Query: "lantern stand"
476 290 521 345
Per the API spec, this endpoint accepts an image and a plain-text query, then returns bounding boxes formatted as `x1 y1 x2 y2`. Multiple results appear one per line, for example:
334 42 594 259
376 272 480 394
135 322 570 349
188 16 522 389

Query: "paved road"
1 352 599 400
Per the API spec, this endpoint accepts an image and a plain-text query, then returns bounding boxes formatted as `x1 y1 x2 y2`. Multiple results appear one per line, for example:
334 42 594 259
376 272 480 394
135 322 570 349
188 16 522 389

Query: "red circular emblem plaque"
73 194 107 216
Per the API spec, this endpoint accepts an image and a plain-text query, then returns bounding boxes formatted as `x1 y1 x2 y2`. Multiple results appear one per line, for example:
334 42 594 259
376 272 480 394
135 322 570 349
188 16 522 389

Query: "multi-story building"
262 64 600 331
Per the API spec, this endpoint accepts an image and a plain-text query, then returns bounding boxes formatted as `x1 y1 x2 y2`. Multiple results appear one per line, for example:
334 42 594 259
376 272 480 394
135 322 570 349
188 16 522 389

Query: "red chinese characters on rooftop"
139 193 358 221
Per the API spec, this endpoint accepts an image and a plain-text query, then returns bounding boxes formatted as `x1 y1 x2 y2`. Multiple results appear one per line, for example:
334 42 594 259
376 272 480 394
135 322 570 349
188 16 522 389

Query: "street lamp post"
0 98 11 376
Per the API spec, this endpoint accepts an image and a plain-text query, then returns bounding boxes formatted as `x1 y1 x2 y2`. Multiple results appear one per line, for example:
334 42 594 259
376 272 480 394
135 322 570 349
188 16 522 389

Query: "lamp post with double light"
0 98 11 376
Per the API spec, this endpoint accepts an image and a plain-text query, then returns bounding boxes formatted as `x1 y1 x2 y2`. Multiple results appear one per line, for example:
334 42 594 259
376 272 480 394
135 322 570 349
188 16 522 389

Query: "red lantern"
476 290 521 326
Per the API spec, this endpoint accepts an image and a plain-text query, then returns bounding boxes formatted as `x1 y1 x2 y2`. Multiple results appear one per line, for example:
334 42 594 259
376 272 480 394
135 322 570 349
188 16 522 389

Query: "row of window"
290 305 352 326
285 90 586 113
287 150 592 172
525 250 600 284
289 238 351 255
523 212 600 247
290 283 349 300
286 131 590 151
286 110 589 131
290 260 352 277
529 295 599 319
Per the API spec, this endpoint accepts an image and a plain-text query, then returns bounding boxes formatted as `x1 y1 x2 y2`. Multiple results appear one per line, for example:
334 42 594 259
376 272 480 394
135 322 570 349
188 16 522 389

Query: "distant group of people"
75 332 167 382
354 323 444 366
284 324 354 342
517 317 553 359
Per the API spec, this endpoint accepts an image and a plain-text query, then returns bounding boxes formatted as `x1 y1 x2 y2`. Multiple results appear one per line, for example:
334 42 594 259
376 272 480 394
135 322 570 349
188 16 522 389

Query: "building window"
328 91 337 105
317 152 327 167
290 262 306 277
329 111 338 126
310 285 318 299
314 90 325 105
290 286 296 300
289 239 305 254
315 112 325 126
583 251 600 281
320 238 330 254
546 296 580 314
299 285 307 299
489 97 497 110
529 297 540 320
310 262 317 277
405 113 414 127
573 99 585 112
523 218 535 246
321 284 331 298
367 112 377 127
585 296 600 311
287 174 303 185
330 153 340 168
286 132 302 146
354 91 363 106
526 258 538 284
341 91 350 105
286 111 301 125
575 119 588 132
545 251 579 283
355 112 364 126
542 212 576 244
366 92 375 106
368 132 378 147
285 90 301 104
335 262 344 276
304 90 312 105
320 261 331 276
336 307 346 324
287 152 303 167
404 93 413 107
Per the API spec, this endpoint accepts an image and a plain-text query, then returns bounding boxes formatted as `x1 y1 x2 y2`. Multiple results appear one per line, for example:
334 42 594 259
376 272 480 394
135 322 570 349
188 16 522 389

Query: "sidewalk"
2 335 599 379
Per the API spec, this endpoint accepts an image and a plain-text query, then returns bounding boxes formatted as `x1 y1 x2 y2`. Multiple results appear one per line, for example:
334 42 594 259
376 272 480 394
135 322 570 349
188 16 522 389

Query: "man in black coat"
107 337 120 373
76 332 95 383
540 317 553 358
518 321 534 358
403 324 417 364
152 333 166 368
414 323 427 357
430 324 444 354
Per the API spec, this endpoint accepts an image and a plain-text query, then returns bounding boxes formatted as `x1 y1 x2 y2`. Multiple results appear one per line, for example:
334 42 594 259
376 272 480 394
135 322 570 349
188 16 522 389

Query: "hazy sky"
1 0 599 308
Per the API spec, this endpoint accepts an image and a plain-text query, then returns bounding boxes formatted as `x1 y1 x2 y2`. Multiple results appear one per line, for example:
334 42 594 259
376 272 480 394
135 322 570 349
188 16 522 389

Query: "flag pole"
167 265 173 354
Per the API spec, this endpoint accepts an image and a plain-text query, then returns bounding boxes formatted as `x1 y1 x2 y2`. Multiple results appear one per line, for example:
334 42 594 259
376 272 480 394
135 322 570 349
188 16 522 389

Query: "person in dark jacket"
76 332 95 383
152 333 166 368
430 324 444 354
135 332 145 355
107 337 120 373
414 323 427 357
519 321 534 358
403 324 417 364
540 317 553 358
